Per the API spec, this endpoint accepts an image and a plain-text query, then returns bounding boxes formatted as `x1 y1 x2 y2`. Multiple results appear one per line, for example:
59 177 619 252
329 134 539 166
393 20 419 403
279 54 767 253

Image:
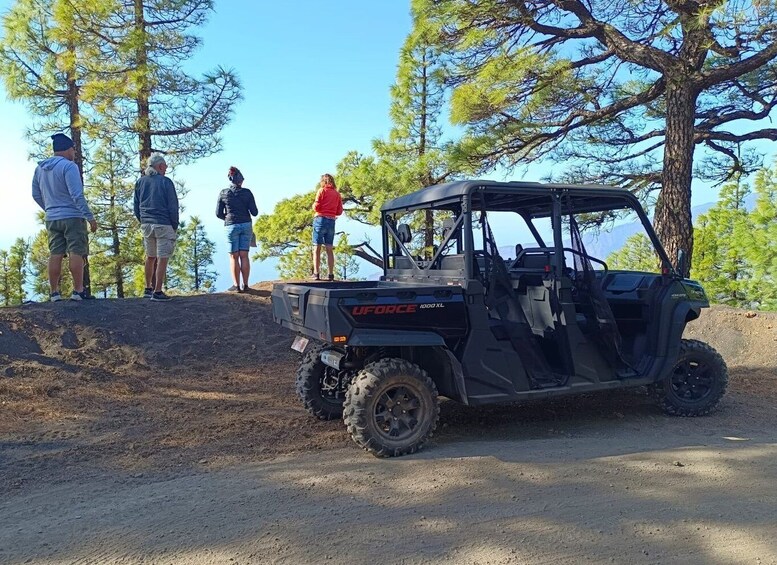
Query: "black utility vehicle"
272 181 727 457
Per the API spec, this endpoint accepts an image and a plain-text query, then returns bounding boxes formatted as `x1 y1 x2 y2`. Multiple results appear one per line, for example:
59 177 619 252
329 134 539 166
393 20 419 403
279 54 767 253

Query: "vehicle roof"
380 180 639 215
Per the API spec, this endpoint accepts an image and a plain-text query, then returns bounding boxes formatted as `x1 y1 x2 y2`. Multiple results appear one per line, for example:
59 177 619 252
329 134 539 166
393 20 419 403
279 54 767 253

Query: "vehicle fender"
347 329 446 347
442 348 469 405
666 303 700 363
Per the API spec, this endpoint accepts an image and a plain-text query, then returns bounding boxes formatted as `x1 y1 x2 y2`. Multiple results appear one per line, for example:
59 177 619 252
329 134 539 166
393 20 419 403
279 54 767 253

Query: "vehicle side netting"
480 213 556 386
568 214 628 366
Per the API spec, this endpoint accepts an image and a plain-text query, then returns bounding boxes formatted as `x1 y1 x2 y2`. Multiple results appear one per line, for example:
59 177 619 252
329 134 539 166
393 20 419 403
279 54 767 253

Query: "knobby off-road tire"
652 339 728 417
343 358 439 458
296 345 345 421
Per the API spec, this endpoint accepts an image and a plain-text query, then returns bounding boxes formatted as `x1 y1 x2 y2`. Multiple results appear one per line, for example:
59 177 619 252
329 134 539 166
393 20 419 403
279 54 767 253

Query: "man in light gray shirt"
32 133 98 301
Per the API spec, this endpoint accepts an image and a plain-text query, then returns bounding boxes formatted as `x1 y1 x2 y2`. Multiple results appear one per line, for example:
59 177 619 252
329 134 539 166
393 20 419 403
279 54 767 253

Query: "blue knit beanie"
52 133 74 152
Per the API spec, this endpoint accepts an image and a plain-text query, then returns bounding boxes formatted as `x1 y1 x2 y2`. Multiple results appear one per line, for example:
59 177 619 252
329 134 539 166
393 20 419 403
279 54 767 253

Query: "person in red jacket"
311 173 343 281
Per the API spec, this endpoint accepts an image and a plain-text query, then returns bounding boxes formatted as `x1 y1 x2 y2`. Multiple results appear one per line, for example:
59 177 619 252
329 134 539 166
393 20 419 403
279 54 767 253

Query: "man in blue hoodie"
32 133 98 302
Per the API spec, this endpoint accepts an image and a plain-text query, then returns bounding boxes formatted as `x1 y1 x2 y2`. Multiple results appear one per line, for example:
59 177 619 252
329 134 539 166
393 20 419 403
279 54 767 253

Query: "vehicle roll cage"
380 182 676 279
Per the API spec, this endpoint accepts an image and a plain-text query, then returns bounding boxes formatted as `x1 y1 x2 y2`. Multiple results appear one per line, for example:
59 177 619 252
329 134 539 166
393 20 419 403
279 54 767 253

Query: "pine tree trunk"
65 42 91 296
653 81 698 277
193 227 199 291
15 265 23 303
135 0 155 288
1 255 9 306
66 79 83 177
419 50 436 257
424 209 434 258
134 0 152 171
112 223 124 298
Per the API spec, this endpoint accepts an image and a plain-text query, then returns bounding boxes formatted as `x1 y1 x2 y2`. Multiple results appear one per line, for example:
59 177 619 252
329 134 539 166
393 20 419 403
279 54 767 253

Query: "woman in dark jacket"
216 166 258 292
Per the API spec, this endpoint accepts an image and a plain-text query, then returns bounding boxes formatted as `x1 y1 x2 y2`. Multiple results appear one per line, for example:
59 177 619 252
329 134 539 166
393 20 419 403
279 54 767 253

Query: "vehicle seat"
441 217 458 241
394 256 415 270
388 223 414 269
520 252 552 270
489 318 509 341
439 254 465 272
522 284 555 337
511 249 552 288
397 223 412 244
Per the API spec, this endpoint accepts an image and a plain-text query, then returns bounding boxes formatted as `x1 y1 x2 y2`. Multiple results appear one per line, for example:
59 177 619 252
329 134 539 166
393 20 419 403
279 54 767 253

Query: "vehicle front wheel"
651 339 728 417
343 358 439 457
296 345 348 420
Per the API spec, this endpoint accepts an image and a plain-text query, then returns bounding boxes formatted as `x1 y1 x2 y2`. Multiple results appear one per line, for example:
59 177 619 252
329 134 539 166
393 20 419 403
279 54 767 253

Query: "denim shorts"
312 216 335 245
226 222 253 253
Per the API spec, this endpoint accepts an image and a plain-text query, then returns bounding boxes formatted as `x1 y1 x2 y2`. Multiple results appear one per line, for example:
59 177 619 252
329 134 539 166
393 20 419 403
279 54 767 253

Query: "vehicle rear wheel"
343 358 439 457
296 345 347 420
652 339 728 416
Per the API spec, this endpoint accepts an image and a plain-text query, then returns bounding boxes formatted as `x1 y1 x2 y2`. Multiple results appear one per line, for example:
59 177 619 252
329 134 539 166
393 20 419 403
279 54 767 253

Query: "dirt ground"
1 288 776 564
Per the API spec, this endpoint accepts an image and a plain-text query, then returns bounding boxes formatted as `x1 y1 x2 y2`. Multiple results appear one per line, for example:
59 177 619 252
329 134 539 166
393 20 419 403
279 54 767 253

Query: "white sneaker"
70 291 85 301
50 292 62 302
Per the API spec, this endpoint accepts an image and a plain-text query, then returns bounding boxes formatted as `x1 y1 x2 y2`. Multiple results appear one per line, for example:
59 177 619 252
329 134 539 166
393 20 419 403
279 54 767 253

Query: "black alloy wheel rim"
670 358 713 402
374 385 423 441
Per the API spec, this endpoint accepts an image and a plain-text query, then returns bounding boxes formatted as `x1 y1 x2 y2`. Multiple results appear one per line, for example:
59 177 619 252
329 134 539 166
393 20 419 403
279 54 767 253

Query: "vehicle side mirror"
677 249 687 277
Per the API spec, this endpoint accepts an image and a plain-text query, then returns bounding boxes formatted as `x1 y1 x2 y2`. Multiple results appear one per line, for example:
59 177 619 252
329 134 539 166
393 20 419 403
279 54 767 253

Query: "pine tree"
0 238 30 306
27 227 53 299
2 0 240 299
83 0 242 170
417 0 777 274
169 216 217 293
8 238 30 304
334 233 360 281
0 250 11 306
275 236 314 280
746 165 777 309
0 0 98 164
605 234 660 273
254 190 318 278
692 178 752 306
85 134 144 297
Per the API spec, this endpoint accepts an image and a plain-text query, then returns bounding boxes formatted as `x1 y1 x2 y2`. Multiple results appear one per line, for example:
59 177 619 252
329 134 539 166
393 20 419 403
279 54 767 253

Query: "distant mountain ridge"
582 193 757 259
498 194 757 260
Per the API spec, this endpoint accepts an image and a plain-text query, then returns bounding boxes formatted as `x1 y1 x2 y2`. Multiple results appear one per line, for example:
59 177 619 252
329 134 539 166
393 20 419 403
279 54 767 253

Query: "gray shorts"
141 224 177 258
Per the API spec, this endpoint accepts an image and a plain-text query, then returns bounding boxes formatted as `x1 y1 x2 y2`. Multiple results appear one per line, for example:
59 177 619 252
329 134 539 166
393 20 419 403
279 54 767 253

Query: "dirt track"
1 292 776 564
